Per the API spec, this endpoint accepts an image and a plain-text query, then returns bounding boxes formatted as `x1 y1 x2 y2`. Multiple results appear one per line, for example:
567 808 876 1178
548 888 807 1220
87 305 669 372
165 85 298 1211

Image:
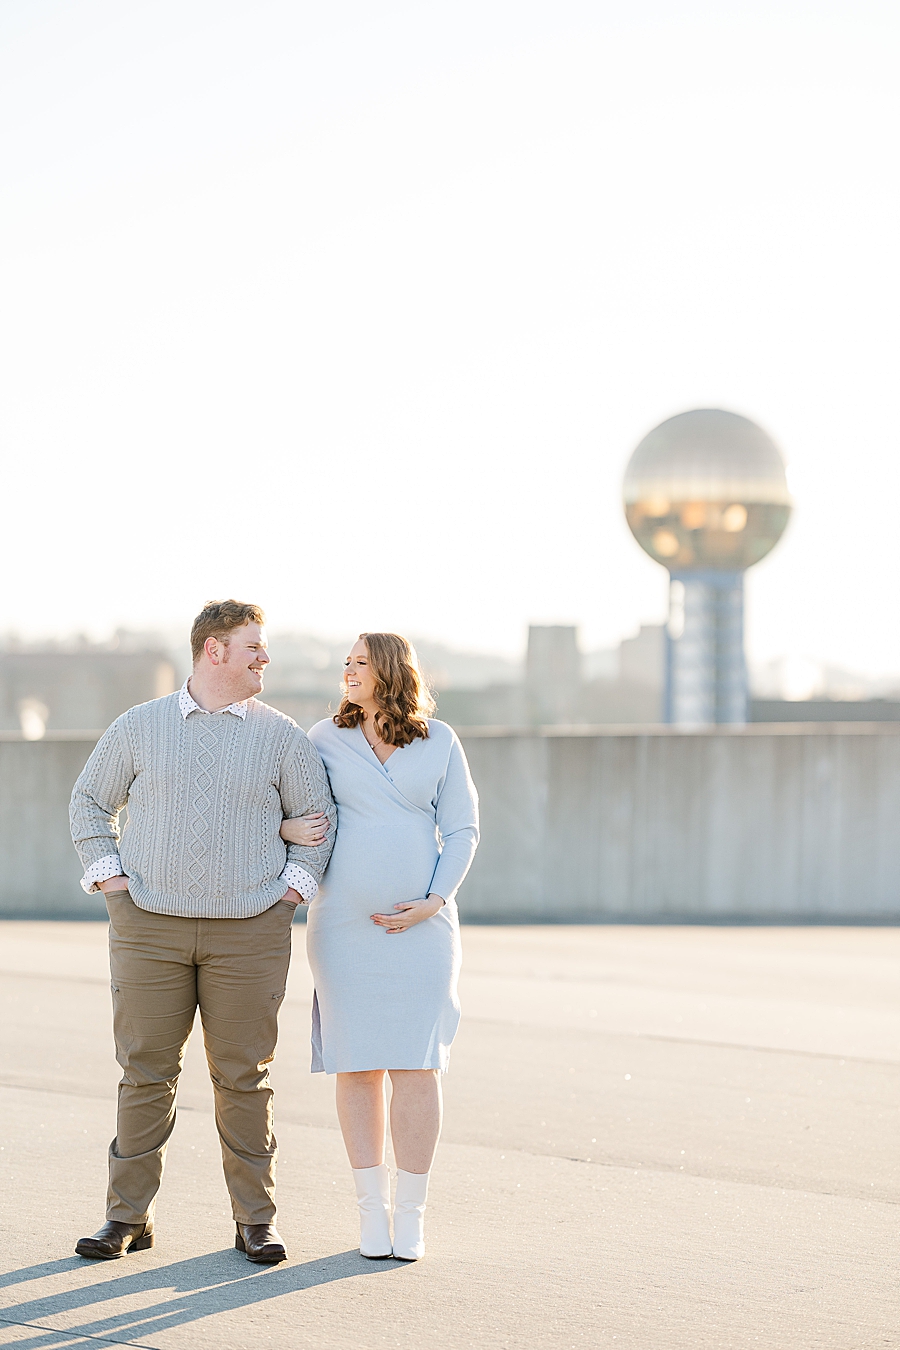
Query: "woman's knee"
338 1069 385 1088
388 1068 439 1090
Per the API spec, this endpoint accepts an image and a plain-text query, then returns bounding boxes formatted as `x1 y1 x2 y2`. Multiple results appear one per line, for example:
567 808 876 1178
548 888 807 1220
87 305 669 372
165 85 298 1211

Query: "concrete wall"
0 733 106 917
5 724 900 920
458 724 900 921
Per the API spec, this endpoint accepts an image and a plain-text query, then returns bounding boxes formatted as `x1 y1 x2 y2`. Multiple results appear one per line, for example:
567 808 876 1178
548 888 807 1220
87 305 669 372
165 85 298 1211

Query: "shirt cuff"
81 854 124 894
282 864 318 903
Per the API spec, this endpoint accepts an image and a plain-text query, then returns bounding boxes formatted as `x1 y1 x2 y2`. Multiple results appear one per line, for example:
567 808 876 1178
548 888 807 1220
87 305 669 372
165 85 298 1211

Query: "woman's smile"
343 639 376 706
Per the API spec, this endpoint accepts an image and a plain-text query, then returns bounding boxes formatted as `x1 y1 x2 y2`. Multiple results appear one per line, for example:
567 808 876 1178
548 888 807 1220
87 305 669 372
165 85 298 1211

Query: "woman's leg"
387 1069 442 1173
387 1069 441 1259
336 1071 392 1257
335 1070 387 1168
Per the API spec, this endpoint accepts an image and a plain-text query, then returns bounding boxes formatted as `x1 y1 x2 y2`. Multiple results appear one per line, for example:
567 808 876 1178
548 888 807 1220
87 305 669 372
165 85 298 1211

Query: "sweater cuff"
282 864 318 903
81 854 124 894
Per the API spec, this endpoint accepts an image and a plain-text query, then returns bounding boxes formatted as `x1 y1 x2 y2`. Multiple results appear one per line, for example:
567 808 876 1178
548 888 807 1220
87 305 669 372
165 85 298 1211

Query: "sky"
1 0 899 669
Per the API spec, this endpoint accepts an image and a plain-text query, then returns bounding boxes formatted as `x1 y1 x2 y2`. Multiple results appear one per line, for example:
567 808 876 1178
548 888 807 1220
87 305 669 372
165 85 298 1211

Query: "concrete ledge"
457 725 900 920
459 721 900 736
0 735 100 914
5 725 900 921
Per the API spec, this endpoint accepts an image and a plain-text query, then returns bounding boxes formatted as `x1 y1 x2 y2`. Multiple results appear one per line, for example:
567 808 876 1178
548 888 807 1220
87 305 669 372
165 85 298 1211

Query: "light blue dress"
305 718 479 1074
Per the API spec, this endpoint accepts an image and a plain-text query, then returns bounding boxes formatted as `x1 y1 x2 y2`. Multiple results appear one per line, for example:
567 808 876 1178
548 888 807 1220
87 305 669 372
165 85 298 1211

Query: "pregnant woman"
280 632 478 1261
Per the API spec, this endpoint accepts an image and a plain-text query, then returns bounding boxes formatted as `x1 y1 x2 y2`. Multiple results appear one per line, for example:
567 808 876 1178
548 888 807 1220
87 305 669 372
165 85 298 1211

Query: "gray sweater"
70 693 336 918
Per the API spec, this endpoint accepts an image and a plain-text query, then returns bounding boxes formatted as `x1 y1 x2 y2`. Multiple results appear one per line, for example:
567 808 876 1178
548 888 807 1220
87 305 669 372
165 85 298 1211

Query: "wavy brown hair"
334 633 435 746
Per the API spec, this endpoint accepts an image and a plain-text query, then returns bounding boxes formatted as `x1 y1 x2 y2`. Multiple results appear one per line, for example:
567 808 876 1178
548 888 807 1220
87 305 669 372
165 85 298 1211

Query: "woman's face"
343 639 376 707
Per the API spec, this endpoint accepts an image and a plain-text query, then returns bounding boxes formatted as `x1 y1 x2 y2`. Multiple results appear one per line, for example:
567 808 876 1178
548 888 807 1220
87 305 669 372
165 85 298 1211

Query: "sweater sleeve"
429 734 480 904
278 729 338 885
69 718 136 880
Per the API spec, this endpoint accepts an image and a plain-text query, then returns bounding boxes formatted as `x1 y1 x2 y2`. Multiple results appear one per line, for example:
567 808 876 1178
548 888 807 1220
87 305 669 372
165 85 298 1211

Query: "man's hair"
190 600 266 663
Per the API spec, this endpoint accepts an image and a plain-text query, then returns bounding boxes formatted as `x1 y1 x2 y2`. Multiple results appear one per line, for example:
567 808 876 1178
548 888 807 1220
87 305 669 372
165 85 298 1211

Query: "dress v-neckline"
357 723 398 767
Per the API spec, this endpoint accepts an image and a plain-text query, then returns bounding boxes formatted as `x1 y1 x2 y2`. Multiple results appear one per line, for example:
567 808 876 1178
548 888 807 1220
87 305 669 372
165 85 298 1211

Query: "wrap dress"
305 717 479 1074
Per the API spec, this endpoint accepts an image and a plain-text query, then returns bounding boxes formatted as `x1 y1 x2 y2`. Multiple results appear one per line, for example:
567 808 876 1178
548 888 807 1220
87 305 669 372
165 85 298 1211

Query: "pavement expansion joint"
0 969 108 987
466 1014 898 1066
0 1311 159 1348
637 1031 899 1066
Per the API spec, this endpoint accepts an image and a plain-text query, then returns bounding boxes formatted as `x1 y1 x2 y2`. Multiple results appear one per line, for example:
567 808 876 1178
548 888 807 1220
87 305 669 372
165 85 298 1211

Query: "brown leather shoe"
235 1222 287 1264
75 1221 154 1260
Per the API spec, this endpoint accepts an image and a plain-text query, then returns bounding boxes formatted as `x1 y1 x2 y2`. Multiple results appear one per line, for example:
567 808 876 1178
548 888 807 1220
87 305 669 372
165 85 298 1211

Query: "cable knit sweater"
70 693 336 919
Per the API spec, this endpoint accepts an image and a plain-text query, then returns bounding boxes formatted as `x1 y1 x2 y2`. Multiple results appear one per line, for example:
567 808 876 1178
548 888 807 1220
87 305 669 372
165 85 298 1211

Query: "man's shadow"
0 1246 406 1346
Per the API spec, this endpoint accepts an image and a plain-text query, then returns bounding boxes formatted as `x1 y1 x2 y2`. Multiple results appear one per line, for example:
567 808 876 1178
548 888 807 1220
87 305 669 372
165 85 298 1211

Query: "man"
69 600 335 1264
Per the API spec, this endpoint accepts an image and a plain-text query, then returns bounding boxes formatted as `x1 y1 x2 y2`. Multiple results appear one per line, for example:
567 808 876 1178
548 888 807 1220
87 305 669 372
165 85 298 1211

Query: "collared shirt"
81 680 318 903
178 679 249 721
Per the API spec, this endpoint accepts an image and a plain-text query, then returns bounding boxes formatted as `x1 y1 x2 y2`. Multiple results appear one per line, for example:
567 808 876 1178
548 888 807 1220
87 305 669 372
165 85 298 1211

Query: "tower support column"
665 571 747 725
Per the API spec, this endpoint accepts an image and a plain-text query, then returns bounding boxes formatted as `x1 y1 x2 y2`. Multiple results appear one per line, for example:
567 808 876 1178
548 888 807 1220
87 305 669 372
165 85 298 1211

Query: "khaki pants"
104 890 295 1225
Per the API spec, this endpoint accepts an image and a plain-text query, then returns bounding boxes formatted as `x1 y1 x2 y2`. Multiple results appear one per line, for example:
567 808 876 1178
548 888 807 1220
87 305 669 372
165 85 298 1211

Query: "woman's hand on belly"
371 893 445 934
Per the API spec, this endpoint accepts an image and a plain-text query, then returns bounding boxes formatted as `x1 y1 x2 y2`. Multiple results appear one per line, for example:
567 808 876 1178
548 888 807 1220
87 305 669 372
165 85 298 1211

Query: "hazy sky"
2 0 898 668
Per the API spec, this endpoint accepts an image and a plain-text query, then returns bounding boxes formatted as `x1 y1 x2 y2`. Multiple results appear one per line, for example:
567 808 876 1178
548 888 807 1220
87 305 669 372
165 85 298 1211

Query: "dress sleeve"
429 734 480 904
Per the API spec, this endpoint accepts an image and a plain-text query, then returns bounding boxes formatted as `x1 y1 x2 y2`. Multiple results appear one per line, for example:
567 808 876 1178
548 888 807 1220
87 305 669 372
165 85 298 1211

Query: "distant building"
750 699 900 722
434 624 666 727
0 646 175 736
525 627 580 724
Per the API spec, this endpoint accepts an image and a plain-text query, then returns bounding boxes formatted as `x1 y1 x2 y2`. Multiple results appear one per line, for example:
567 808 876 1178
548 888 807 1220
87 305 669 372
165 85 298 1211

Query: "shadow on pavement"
0 1247 406 1346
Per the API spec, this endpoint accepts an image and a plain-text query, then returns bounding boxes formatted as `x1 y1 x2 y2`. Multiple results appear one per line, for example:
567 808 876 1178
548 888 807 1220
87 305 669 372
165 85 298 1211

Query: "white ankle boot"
392 1168 429 1261
352 1164 392 1259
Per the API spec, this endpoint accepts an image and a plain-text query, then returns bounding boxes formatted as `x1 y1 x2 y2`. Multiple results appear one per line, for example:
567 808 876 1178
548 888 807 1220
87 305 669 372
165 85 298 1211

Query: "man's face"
220 622 270 701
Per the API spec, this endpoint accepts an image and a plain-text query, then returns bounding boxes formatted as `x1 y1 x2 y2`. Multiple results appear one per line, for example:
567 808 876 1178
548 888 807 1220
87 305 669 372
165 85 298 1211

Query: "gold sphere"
623 409 791 572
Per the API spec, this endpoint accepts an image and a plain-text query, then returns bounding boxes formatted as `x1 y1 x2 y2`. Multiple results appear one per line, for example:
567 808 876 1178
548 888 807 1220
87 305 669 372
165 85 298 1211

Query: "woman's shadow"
0 1246 407 1346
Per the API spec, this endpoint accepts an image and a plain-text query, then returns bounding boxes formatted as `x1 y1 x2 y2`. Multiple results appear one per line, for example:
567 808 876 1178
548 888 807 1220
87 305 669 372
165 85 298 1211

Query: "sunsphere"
622 409 791 725
623 408 791 572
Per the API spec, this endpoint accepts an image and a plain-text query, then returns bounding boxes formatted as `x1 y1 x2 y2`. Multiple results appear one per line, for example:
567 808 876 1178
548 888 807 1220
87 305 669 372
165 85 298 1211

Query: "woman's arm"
427 735 480 902
370 732 479 934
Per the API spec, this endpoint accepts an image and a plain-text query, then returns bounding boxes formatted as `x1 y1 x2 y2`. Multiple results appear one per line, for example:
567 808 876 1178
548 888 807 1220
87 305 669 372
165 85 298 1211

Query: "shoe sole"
360 1251 393 1260
75 1234 154 1260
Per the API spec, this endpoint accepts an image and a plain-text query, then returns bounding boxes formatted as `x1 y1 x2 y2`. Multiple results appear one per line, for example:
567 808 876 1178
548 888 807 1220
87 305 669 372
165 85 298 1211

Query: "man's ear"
204 636 221 666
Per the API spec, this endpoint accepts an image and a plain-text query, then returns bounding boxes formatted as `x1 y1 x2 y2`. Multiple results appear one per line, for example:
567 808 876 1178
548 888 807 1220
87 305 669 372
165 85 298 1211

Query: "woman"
281 633 479 1261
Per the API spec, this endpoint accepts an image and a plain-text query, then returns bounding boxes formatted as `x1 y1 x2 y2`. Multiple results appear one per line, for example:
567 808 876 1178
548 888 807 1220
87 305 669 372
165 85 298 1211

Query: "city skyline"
2 1 899 674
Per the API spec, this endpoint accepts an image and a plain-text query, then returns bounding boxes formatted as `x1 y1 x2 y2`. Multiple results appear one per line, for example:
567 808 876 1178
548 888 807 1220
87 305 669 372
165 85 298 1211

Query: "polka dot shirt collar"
178 679 249 721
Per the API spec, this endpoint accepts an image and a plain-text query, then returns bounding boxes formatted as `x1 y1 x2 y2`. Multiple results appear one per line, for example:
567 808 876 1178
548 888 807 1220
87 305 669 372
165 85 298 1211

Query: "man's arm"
278 731 337 902
69 719 136 893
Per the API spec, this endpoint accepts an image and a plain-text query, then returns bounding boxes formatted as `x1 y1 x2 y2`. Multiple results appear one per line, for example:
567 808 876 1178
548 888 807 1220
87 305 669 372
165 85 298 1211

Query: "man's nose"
258 650 270 665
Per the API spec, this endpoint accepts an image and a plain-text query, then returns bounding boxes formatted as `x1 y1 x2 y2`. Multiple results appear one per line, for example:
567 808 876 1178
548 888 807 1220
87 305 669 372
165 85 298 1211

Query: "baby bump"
309 818 441 928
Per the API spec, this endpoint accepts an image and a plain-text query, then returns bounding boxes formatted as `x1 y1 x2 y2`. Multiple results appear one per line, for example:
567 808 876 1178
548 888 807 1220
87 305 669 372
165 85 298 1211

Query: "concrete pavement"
0 922 897 1349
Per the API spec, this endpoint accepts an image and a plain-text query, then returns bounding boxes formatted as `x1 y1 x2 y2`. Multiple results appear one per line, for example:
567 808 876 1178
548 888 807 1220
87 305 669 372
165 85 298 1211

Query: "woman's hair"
333 633 435 745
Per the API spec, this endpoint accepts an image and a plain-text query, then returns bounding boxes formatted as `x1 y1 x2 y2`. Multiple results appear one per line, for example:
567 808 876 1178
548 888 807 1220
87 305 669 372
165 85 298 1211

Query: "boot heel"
235 1229 246 1253
127 1232 154 1252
